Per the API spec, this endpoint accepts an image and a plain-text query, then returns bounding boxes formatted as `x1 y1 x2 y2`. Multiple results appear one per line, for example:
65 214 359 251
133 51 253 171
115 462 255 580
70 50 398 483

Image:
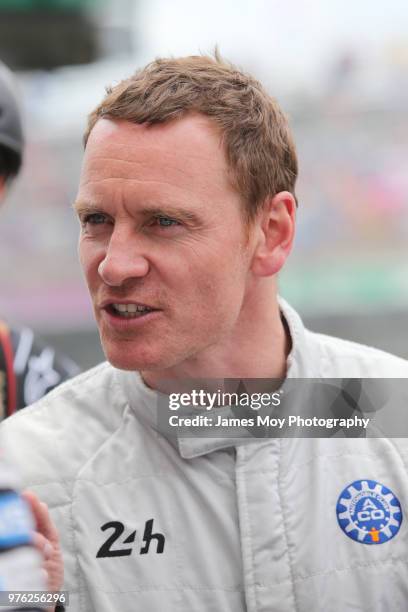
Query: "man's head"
0 62 24 200
76 54 297 374
85 52 298 224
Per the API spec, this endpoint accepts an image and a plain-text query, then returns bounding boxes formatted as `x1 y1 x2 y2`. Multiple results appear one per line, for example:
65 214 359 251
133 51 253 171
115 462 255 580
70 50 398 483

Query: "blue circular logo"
336 479 402 545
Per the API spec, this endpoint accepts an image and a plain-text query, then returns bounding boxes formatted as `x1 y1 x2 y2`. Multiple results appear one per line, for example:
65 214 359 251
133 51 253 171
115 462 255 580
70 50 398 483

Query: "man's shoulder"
307 330 408 377
1 362 129 488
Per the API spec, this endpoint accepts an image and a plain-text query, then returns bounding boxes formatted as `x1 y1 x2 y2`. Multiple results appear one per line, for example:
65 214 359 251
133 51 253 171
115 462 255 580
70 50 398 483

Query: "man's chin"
102 345 166 372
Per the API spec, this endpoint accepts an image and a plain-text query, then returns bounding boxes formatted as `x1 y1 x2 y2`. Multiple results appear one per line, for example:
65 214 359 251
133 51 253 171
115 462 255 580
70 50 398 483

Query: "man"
2 54 408 611
0 61 80 417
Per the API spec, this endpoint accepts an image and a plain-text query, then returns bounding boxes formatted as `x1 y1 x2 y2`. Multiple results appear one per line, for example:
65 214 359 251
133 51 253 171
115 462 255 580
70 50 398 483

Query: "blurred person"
2 54 408 611
0 61 67 611
0 61 80 419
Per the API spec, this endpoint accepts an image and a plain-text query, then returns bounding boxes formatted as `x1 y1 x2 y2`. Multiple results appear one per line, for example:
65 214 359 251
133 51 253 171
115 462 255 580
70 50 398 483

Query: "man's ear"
250 191 296 277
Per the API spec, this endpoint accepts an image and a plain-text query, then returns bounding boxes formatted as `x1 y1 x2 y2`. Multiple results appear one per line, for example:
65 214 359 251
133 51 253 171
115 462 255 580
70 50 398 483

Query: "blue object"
0 491 33 549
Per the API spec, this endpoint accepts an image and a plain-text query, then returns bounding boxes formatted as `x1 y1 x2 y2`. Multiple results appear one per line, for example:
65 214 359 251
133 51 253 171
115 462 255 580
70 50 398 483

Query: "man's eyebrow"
139 206 202 224
72 201 98 214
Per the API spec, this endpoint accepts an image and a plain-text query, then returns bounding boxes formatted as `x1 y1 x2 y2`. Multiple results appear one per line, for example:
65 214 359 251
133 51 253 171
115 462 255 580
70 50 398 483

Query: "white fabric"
2 299 408 611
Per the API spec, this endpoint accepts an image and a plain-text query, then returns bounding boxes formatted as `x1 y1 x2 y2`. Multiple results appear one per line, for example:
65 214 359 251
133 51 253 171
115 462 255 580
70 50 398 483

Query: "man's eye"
154 216 180 227
83 213 107 225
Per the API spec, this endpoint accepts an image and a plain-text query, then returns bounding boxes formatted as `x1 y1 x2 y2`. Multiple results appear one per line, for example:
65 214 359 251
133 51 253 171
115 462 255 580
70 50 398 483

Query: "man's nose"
98 230 149 287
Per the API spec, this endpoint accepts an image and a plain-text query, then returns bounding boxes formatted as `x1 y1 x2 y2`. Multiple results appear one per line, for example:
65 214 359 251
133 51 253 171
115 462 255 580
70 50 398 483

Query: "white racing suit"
2 299 408 611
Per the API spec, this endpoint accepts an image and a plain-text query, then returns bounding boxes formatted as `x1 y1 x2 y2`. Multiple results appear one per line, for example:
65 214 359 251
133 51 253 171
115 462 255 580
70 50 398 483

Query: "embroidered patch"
336 479 402 545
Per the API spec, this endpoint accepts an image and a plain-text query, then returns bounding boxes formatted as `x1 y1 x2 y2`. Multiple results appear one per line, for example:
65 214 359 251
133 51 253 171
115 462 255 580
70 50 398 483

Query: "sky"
139 0 408 90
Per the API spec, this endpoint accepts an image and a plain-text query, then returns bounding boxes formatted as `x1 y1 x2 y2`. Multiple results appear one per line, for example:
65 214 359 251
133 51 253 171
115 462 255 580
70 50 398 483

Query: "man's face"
75 115 255 372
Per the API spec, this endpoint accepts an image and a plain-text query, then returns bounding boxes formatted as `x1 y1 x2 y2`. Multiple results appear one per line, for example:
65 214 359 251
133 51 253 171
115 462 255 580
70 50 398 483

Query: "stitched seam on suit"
254 555 408 587
69 585 245 593
17 467 234 488
276 448 401 476
278 438 300 612
383 437 408 472
236 446 258 612
66 487 83 611
237 446 400 477
58 448 401 485
82 556 404 592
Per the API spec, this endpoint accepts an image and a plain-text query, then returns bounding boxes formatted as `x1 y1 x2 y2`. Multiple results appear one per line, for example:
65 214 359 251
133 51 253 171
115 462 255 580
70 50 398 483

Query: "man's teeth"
112 303 153 317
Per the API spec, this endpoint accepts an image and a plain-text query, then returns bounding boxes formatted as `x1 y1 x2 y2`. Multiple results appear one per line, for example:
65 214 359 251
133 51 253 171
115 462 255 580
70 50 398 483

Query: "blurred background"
0 0 407 369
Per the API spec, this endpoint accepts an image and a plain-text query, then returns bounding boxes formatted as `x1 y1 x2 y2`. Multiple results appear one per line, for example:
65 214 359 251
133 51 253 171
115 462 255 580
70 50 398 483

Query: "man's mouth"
105 303 156 319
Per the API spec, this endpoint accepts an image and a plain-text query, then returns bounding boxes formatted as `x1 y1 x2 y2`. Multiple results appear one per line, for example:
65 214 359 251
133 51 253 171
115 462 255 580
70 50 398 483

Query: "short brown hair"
85 53 298 221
